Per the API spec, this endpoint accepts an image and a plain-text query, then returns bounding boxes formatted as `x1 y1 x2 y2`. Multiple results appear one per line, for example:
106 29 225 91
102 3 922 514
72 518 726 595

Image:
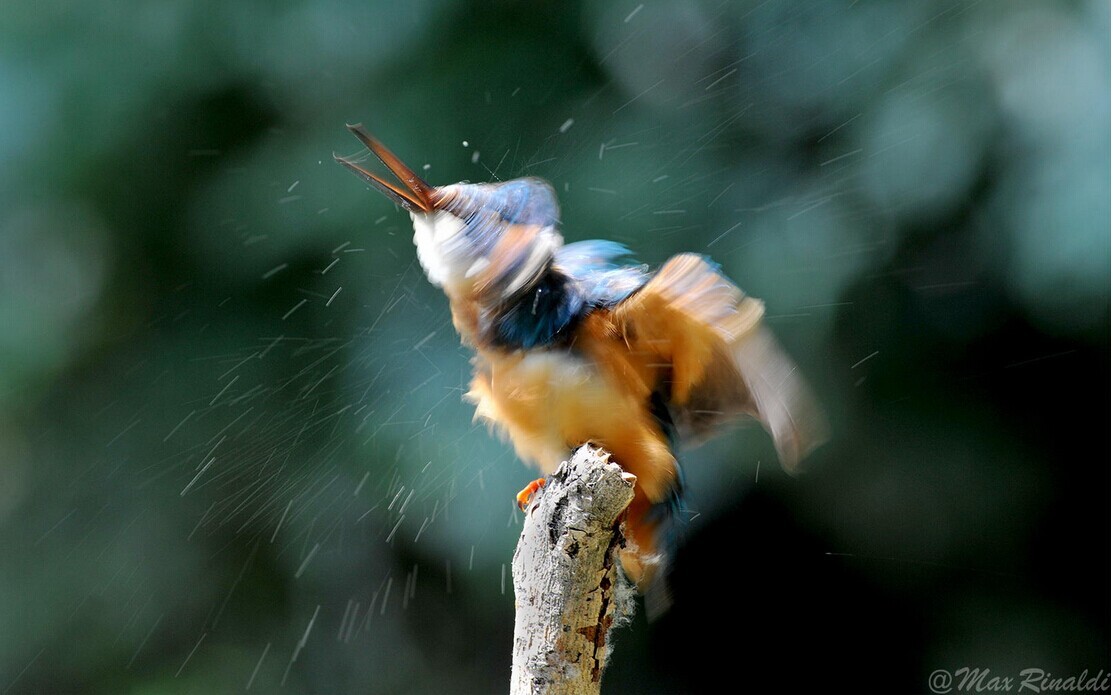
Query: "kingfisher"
336 124 825 593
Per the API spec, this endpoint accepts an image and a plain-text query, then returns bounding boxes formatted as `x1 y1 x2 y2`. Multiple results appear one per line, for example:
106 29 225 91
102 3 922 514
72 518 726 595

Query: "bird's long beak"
334 124 434 213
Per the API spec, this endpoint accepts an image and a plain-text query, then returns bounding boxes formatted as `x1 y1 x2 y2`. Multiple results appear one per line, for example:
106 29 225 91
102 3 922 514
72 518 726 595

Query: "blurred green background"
1 1 1108 693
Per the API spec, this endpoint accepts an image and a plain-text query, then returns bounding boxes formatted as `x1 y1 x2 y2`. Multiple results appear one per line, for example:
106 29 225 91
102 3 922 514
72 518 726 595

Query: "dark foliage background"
1 1 1108 693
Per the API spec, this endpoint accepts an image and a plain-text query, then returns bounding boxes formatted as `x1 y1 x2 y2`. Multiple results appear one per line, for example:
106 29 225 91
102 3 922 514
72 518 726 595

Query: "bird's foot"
515 478 546 511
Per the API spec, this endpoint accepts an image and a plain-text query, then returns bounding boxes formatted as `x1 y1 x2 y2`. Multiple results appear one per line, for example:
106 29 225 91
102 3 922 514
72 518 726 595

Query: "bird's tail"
619 492 680 619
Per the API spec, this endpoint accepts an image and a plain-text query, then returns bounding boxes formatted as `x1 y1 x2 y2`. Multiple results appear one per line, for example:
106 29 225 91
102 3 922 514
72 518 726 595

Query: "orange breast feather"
466 335 679 505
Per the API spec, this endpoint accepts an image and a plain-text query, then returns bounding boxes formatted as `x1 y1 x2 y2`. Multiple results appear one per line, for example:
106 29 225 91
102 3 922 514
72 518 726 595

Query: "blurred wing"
612 253 826 470
554 239 632 269
554 240 649 307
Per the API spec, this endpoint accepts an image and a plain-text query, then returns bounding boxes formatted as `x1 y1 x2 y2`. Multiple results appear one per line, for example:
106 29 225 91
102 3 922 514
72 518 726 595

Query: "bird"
335 123 826 596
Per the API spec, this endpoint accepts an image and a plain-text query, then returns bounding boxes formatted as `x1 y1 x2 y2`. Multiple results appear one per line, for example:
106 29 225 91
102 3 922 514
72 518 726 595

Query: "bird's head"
335 124 563 304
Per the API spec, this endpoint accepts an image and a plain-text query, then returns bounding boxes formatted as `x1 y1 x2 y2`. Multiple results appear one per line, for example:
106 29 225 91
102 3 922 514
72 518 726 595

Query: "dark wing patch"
485 269 587 349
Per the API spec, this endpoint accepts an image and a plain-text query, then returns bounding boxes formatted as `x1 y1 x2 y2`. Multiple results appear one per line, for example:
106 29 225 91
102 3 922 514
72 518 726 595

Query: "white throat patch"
410 211 470 289
410 211 563 300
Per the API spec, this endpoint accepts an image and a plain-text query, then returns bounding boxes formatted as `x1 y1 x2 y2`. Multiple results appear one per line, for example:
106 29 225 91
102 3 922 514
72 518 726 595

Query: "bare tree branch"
510 445 637 695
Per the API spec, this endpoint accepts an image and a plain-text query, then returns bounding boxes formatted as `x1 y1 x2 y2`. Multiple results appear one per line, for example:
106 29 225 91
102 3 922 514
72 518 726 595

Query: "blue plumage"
485 240 651 350
439 178 561 236
555 240 649 307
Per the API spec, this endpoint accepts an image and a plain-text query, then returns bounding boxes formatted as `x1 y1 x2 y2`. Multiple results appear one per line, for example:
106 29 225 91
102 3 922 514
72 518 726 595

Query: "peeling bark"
510 446 637 695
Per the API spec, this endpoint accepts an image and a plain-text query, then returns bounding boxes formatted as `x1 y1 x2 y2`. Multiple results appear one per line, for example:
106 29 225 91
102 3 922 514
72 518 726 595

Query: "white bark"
510 445 637 695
